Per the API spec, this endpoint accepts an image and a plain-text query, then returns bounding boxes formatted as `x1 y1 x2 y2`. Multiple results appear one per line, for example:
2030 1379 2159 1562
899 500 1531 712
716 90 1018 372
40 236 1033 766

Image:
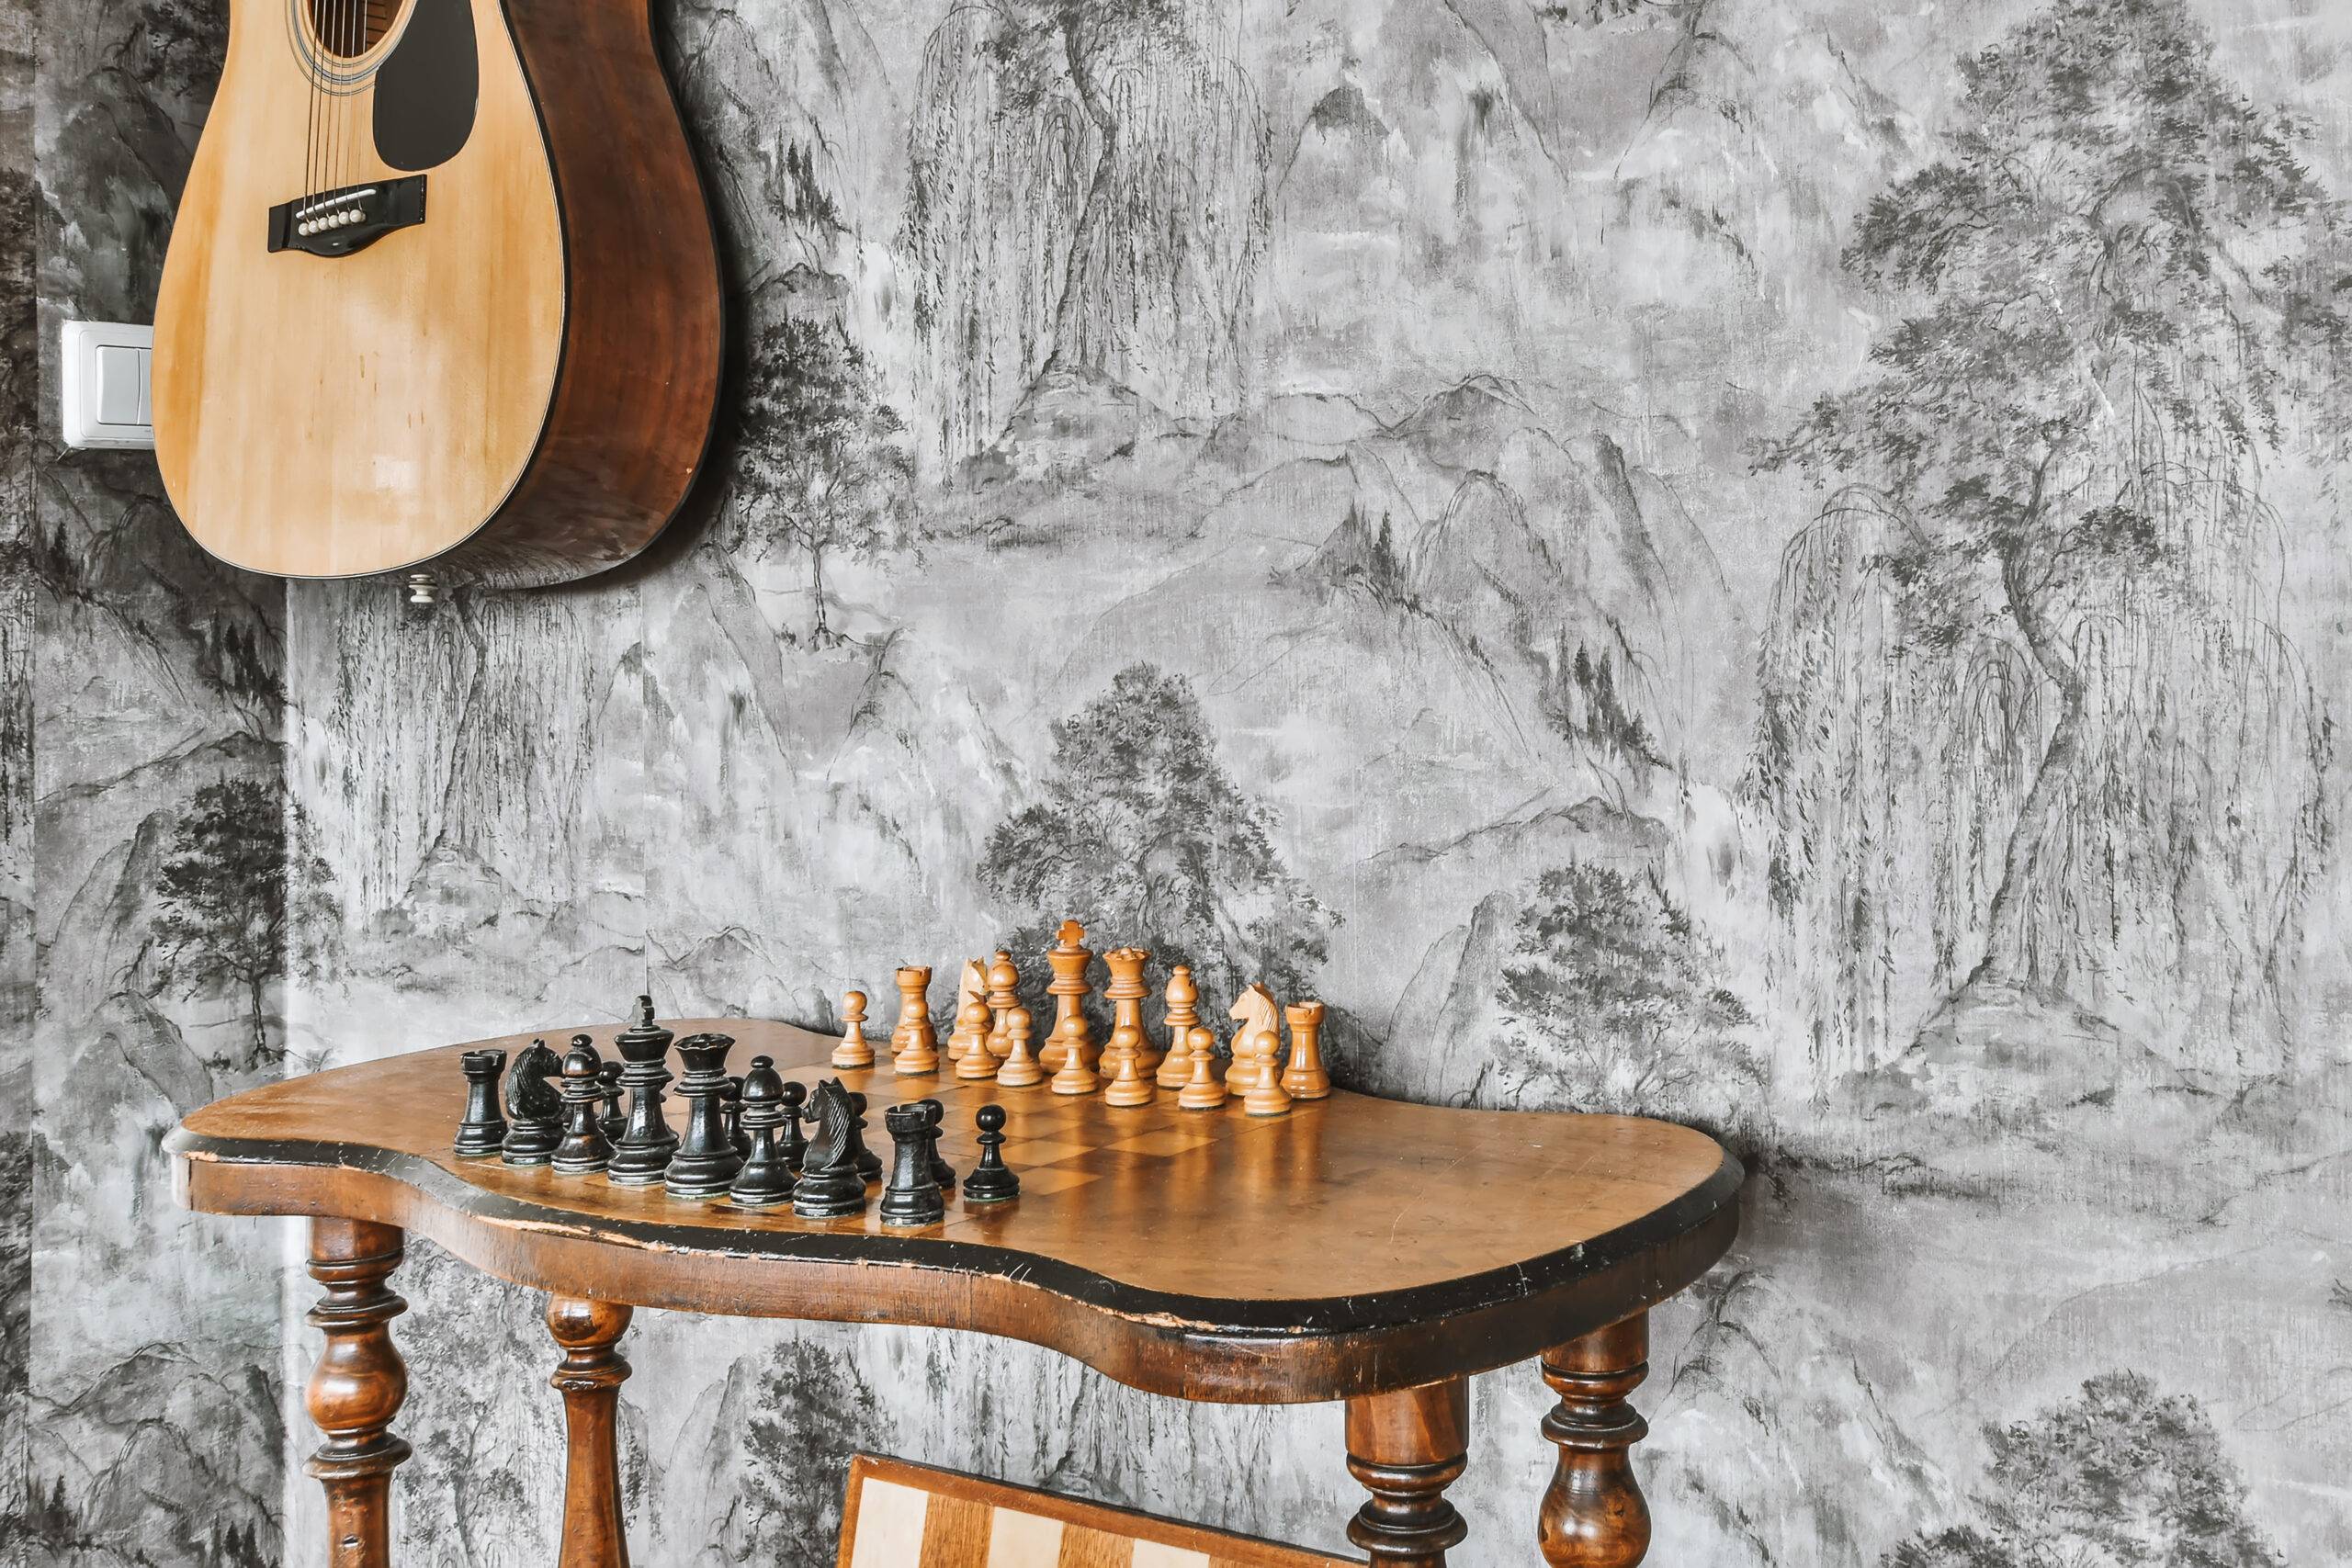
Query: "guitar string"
315 0 334 202
330 0 348 197
332 0 351 196
324 0 340 198
302 0 321 202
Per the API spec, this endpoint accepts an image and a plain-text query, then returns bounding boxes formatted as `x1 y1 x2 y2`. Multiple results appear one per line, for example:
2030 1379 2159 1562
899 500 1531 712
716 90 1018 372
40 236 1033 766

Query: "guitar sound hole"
307 0 400 60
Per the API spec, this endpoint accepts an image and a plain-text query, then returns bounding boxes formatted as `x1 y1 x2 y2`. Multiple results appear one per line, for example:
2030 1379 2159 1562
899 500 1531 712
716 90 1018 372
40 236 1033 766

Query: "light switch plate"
61 321 156 450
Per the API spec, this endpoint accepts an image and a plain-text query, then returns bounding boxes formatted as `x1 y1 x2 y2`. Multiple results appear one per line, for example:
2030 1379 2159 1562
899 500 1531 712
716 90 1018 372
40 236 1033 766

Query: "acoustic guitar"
153 0 723 588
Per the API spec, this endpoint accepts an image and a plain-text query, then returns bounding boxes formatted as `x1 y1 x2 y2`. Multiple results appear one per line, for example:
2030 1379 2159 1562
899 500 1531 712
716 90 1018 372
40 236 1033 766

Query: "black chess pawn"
844 1091 883 1182
454 1048 508 1157
596 1062 627 1145
793 1079 867 1219
961 1103 1020 1203
552 1041 615 1174
499 1039 563 1165
665 1032 742 1200
606 996 678 1187
921 1099 956 1190
778 1080 808 1173
729 1056 796 1208
723 1075 750 1159
879 1101 946 1226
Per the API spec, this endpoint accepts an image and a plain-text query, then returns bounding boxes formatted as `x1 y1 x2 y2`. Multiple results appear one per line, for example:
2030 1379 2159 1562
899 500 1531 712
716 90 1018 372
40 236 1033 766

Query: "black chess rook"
453 1048 508 1157
879 1101 946 1226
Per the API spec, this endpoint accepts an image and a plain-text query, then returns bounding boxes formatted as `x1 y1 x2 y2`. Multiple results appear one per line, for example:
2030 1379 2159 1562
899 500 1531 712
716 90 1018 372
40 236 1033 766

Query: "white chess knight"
1227 984 1282 1093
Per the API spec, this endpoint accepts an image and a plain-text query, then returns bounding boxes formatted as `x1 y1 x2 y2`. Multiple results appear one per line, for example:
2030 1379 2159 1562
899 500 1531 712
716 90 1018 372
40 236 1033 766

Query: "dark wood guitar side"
464 0 722 589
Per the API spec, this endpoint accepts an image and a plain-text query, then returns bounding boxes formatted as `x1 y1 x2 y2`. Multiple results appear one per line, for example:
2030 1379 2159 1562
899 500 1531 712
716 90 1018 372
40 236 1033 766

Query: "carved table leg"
304 1218 412 1568
1344 1377 1470 1568
1539 1314 1652 1568
548 1296 634 1568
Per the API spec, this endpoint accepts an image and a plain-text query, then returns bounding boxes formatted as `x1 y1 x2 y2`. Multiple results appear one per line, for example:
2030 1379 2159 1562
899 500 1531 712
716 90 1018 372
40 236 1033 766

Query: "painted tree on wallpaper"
741 1341 893 1565
902 0 1268 464
1883 1372 2283 1568
730 315 915 646
154 778 329 1069
1749 0 2346 1072
979 664 1335 1011
1496 863 1760 1120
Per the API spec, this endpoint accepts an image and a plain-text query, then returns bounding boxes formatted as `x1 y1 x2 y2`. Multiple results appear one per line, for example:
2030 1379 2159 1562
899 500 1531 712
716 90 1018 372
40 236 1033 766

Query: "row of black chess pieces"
450 998 1018 1224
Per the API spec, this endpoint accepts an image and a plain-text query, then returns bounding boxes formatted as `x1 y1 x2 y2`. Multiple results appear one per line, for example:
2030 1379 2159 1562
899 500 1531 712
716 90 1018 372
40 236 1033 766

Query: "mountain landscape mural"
13 0 2352 1564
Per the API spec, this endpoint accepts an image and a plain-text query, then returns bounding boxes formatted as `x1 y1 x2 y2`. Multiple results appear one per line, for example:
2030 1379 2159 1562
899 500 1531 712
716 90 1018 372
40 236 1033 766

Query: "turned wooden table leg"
1539 1314 1652 1568
1344 1377 1470 1568
304 1218 412 1568
548 1296 634 1568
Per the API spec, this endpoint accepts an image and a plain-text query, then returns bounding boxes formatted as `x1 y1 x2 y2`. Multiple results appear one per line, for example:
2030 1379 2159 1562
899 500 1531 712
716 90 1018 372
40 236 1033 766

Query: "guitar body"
154 0 722 586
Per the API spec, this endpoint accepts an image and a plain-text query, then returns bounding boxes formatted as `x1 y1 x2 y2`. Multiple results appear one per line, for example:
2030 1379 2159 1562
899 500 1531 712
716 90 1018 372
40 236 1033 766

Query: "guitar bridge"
267 176 427 257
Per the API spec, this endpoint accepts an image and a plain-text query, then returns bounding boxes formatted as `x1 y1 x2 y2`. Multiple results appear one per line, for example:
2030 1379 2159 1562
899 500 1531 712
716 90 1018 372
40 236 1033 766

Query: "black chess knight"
792 1079 867 1219
499 1039 563 1164
454 1048 508 1157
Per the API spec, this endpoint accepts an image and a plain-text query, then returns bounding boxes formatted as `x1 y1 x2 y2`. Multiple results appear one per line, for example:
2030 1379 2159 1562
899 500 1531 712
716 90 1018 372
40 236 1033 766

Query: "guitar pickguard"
373 0 478 171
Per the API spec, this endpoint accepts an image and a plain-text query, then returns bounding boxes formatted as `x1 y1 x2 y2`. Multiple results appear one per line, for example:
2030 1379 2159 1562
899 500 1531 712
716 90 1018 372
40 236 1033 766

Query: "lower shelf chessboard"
839 1455 1359 1568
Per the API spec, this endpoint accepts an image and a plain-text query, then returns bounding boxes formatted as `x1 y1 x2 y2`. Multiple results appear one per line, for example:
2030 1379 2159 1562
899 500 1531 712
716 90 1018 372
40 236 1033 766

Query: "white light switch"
61 321 156 450
96 345 141 423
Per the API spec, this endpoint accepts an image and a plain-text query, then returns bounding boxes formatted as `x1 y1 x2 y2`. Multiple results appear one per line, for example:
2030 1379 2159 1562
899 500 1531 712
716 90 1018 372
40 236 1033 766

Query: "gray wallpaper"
18 0 288 1562
15 0 2352 1565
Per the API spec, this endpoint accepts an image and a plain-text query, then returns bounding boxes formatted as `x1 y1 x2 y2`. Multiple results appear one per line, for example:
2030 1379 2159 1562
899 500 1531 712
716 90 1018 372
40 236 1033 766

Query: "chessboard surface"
170 1017 1739 1400
838 1454 1356 1568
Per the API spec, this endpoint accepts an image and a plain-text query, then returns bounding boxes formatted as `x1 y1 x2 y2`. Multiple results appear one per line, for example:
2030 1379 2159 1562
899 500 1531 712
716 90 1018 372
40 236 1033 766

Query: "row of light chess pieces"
832 921 1329 1117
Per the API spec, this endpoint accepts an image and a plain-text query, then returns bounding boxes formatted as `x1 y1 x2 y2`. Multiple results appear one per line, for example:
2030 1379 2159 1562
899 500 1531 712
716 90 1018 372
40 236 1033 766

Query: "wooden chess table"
166 1019 1741 1568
